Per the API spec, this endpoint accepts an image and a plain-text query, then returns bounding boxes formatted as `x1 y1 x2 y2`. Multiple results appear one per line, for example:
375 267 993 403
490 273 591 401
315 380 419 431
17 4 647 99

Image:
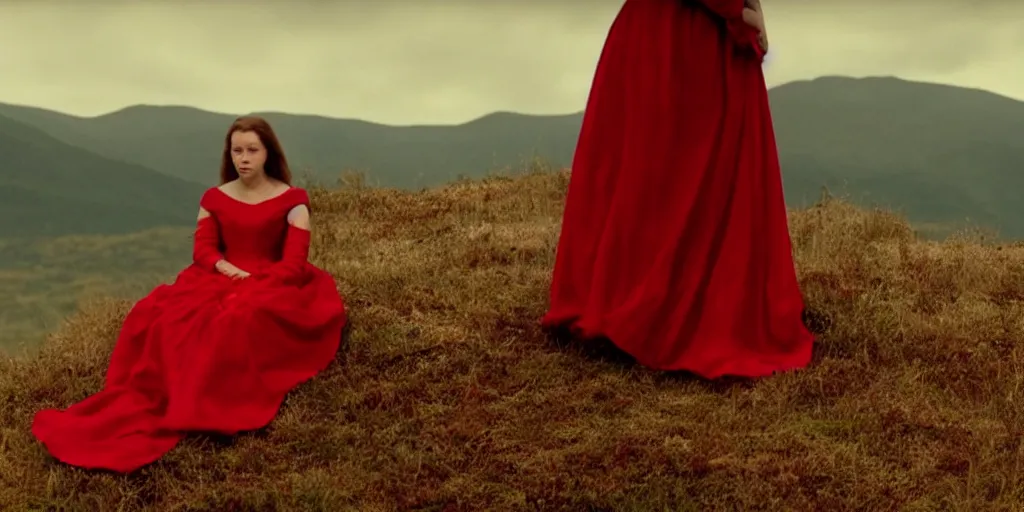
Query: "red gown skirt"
542 0 814 378
31 259 346 472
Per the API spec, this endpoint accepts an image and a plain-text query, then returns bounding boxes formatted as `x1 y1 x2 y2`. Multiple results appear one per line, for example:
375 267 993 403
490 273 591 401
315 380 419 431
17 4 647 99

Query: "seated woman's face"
230 130 267 178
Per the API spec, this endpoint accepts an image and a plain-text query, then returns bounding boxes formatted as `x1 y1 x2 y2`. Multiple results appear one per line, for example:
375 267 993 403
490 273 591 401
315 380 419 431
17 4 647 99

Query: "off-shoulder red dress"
32 186 347 472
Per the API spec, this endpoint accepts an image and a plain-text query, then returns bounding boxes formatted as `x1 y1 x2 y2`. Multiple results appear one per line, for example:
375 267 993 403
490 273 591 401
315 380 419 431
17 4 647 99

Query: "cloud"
0 0 1019 123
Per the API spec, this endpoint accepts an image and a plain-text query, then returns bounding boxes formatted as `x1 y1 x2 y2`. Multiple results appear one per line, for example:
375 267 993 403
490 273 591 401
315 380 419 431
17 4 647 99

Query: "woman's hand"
742 7 768 52
215 260 251 280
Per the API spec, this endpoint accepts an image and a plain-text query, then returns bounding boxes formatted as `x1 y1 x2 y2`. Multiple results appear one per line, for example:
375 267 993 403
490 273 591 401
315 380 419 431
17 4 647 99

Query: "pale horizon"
2 0 1021 125
3 74 1020 127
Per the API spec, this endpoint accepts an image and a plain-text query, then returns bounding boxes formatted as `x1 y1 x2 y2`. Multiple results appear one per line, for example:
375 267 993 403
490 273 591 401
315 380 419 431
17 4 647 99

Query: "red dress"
32 187 347 472
542 0 814 378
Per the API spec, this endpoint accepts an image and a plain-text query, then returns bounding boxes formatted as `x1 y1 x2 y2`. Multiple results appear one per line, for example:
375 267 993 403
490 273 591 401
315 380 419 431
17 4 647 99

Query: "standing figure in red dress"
542 0 814 378
32 116 348 473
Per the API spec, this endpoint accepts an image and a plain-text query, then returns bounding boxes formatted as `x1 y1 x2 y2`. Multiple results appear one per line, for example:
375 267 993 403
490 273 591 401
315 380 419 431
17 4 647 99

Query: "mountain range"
1 75 1022 238
0 115 204 237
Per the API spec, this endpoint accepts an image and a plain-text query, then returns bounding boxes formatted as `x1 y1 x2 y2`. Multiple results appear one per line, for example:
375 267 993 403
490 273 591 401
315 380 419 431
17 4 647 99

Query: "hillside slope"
0 114 205 237
2 170 1023 510
2 76 1022 236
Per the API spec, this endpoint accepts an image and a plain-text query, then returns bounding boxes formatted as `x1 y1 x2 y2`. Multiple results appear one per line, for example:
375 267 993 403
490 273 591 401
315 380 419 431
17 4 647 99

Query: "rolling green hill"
0 76 1022 236
770 76 1024 235
0 104 582 190
0 114 206 237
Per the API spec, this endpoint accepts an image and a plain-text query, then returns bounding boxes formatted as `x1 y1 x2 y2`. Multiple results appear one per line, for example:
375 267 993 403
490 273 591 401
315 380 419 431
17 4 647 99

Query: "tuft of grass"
3 167 1024 511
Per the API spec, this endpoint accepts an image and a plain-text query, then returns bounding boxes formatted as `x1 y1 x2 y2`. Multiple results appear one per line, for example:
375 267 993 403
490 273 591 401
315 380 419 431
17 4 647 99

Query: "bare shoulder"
287 203 310 229
268 178 291 192
217 180 239 194
265 179 294 202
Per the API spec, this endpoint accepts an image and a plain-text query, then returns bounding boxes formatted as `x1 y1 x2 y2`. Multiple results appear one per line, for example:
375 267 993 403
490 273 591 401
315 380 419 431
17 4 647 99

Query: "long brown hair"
219 115 292 185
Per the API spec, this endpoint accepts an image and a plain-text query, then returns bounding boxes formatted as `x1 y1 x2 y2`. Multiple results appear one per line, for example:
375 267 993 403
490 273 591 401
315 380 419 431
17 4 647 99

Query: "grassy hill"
0 114 205 237
1 76 1022 237
2 169 1024 510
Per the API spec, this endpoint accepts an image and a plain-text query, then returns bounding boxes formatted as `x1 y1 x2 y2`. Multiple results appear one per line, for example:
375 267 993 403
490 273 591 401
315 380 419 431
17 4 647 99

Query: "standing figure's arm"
694 0 769 56
692 0 746 19
742 0 768 52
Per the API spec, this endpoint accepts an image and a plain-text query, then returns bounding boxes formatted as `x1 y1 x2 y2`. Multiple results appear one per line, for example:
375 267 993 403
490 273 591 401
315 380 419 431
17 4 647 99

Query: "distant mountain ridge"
1 75 1022 238
0 114 204 237
0 103 584 190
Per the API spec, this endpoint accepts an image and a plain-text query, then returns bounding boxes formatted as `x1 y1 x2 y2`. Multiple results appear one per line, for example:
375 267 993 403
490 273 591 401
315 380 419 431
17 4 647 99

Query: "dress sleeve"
192 189 224 271
256 188 312 284
259 225 312 284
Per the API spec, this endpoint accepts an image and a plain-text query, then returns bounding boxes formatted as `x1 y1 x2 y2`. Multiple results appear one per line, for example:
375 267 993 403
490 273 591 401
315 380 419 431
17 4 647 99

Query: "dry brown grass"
3 168 1024 511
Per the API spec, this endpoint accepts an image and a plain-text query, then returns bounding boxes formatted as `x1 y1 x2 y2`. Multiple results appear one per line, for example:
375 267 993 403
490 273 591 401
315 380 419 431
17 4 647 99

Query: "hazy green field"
0 227 192 353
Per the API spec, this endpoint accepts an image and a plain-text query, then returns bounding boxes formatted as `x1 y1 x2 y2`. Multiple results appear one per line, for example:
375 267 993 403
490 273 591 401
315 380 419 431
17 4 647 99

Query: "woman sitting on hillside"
543 0 815 378
31 115 348 473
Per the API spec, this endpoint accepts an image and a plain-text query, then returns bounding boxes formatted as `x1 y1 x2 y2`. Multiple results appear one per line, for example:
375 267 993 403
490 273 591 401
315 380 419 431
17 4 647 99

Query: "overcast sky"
1 0 1020 125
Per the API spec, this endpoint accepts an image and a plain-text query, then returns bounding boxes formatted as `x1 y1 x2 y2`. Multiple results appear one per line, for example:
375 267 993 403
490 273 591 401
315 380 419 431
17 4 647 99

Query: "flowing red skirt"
542 0 814 378
31 264 346 472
